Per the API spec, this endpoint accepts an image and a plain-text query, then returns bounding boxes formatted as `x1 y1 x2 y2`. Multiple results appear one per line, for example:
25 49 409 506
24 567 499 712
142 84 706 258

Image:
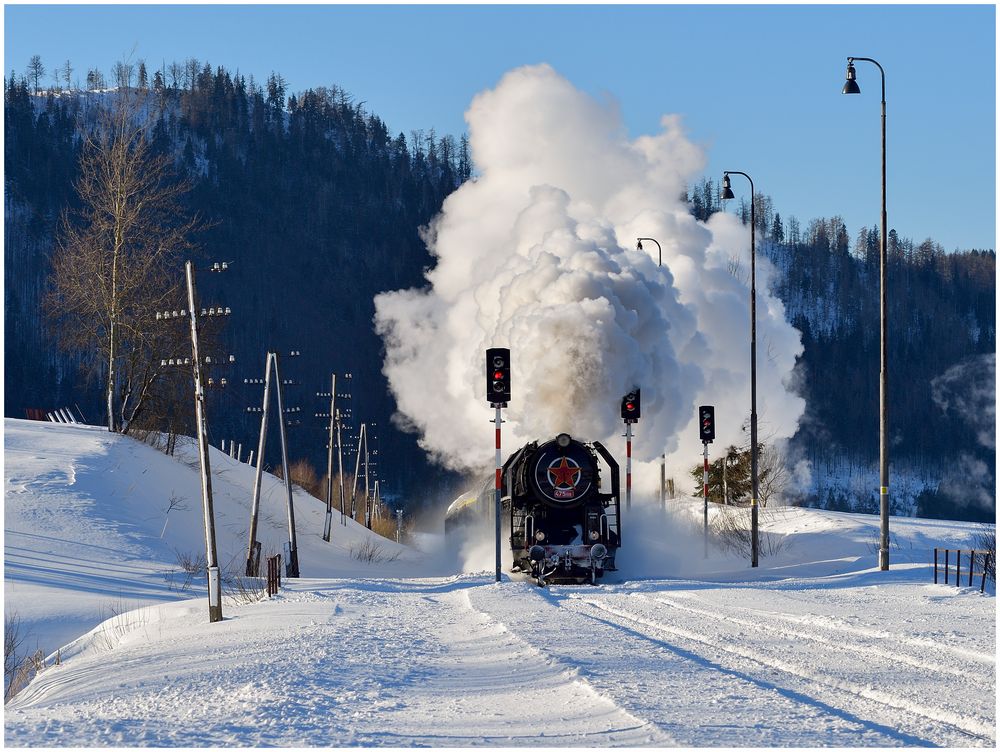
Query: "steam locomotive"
445 433 621 585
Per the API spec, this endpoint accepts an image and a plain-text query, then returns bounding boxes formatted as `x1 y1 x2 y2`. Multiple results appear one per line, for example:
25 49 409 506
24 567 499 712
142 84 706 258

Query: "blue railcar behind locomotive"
446 433 621 585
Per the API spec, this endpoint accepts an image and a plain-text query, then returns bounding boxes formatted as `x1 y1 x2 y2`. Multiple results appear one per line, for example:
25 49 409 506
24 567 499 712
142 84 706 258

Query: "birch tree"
46 87 199 432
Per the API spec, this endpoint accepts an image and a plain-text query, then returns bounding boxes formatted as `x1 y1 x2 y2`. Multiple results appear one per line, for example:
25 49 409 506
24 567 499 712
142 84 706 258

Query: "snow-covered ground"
3 418 995 746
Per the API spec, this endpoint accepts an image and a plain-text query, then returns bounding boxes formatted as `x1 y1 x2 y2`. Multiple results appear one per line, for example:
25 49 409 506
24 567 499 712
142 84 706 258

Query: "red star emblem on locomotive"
547 457 581 488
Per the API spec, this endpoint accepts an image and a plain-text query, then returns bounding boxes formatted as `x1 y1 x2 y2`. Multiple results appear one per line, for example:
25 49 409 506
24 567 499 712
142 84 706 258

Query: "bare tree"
45 86 200 433
757 442 789 508
62 60 73 91
26 55 45 94
168 61 183 90
111 60 134 90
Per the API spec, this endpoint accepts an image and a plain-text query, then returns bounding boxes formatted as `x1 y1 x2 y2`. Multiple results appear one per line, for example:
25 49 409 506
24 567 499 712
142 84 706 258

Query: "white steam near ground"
375 64 806 498
409 498 735 582
931 353 996 511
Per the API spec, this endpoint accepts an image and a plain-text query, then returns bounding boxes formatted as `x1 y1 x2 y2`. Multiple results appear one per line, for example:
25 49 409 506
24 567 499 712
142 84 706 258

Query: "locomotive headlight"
588 530 600 541
591 543 608 561
556 433 571 448
534 530 546 541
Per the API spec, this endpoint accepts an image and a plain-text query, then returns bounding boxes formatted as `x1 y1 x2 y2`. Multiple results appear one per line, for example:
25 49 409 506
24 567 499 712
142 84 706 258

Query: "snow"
4 418 996 746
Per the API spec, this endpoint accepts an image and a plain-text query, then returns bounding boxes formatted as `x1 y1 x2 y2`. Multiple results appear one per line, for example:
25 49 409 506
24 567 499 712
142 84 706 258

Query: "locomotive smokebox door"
530 433 595 508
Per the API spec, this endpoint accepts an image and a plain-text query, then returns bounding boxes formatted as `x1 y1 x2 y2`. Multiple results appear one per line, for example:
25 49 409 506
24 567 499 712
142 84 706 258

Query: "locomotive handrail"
591 440 621 546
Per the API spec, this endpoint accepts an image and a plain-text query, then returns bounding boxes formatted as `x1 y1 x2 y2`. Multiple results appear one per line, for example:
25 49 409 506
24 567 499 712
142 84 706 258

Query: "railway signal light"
699 405 716 443
486 348 511 406
621 389 641 423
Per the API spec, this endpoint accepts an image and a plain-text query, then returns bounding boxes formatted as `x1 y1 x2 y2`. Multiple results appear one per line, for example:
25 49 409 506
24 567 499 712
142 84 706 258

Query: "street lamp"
842 56 890 571
636 237 668 511
720 171 759 568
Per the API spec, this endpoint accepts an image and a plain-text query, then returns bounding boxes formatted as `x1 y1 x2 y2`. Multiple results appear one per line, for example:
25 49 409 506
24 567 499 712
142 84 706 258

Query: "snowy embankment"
3 418 996 747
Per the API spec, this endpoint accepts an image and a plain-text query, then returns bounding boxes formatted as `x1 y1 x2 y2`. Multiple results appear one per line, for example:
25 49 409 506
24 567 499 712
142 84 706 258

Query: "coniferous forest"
4 61 995 520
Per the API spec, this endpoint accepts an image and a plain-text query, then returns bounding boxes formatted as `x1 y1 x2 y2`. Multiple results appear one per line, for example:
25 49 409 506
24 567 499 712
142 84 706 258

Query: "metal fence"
933 548 992 593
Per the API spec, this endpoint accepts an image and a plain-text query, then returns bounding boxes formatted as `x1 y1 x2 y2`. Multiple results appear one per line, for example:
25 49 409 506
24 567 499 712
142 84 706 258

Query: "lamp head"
842 60 860 94
636 239 643 251
721 174 736 200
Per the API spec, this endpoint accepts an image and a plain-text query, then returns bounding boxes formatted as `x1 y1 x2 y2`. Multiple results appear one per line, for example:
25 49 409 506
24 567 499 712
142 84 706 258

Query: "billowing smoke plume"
375 65 805 489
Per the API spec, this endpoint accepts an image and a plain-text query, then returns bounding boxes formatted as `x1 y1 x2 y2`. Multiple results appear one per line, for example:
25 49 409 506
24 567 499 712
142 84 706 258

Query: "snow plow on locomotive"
446 432 621 585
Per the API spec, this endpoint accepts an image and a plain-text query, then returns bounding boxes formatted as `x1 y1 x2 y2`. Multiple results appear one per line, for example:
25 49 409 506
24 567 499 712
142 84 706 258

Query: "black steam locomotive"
446 433 621 585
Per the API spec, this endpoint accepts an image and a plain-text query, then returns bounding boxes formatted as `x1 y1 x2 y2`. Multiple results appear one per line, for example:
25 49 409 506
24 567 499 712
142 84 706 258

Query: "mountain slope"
4 418 413 656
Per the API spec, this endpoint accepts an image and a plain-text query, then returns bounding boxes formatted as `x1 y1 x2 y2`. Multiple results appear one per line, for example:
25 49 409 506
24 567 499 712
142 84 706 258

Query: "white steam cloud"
931 353 996 450
375 65 805 489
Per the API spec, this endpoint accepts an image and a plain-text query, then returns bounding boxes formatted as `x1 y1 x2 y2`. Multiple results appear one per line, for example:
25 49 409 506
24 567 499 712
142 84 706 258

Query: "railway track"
466 581 995 747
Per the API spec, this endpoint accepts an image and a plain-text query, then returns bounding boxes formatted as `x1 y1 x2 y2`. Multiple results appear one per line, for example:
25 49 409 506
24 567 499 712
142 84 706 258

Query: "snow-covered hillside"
3 418 995 746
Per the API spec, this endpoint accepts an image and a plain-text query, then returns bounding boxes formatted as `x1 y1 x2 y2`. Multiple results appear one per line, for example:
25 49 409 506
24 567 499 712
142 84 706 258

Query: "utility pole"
319 373 337 542
245 353 273 576
185 260 222 623
336 373 352 526
395 508 403 543
336 405 347 525
349 423 368 523
273 352 299 578
371 479 381 524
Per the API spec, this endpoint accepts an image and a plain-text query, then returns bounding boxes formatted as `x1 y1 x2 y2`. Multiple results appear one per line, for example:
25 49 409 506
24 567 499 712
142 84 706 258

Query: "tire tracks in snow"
568 593 994 746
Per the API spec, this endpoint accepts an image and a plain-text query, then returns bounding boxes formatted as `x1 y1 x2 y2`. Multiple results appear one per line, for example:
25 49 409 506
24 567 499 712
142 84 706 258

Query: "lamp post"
720 172 759 568
843 56 890 571
636 237 667 511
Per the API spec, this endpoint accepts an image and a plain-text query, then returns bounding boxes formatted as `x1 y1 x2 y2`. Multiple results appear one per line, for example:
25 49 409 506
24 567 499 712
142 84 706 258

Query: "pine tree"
772 212 784 244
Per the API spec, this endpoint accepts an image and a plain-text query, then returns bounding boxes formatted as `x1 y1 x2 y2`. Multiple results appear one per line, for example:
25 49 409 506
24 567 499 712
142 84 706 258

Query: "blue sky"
4 4 996 251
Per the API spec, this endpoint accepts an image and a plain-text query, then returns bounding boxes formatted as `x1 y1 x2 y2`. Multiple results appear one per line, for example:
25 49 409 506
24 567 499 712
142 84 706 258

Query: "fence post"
981 552 990 594
934 548 938 584
956 550 962 588
970 551 975 587
944 549 950 584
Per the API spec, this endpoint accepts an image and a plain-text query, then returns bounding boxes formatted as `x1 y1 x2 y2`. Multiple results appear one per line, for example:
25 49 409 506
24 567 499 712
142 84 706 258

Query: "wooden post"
981 552 990 594
970 551 975 587
944 549 950 585
956 550 961 587
933 548 938 584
